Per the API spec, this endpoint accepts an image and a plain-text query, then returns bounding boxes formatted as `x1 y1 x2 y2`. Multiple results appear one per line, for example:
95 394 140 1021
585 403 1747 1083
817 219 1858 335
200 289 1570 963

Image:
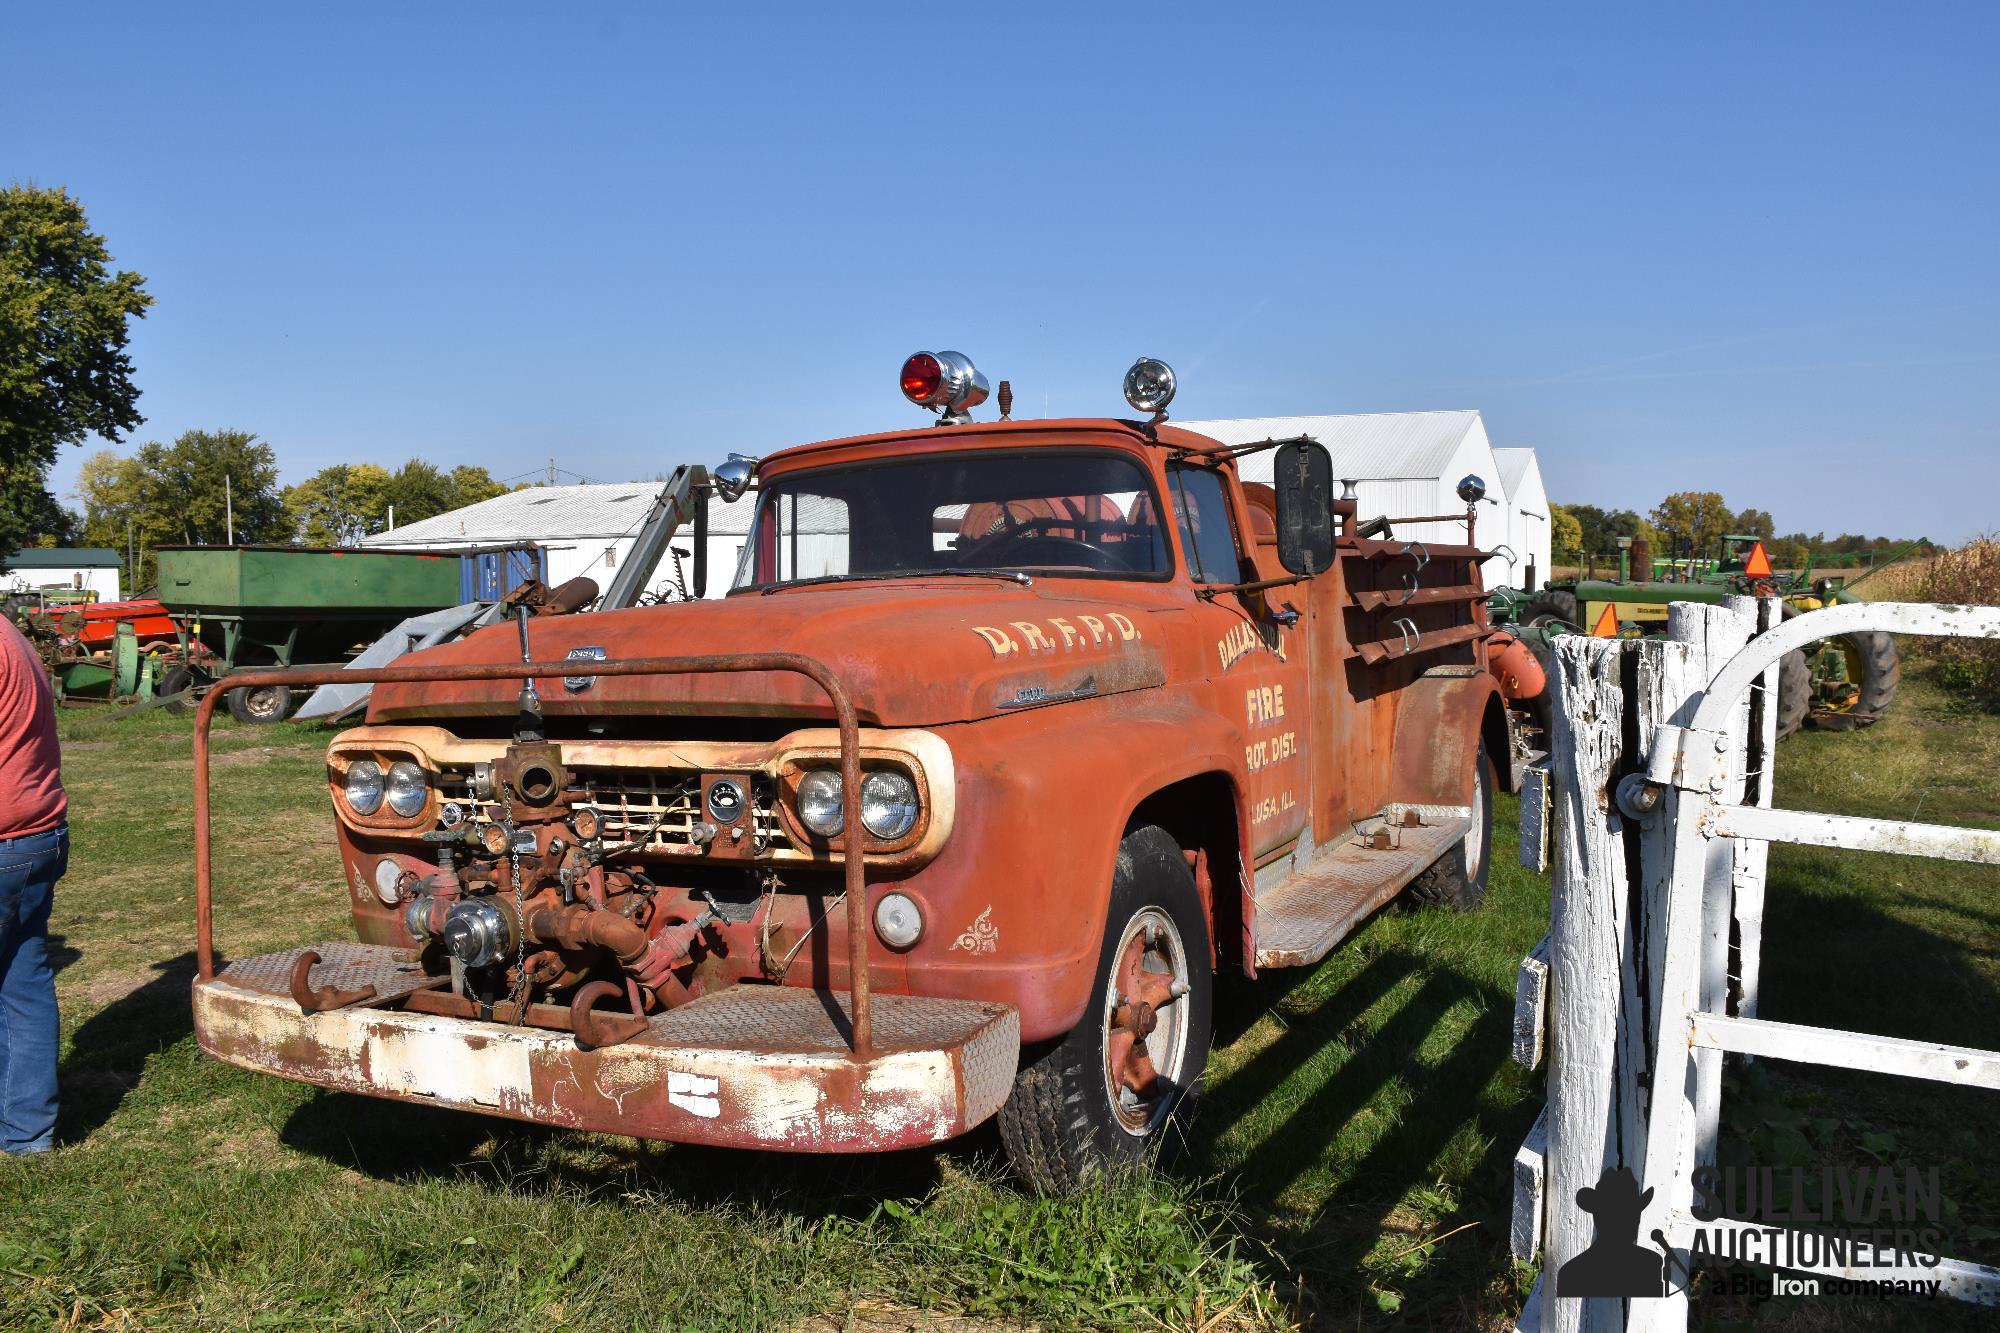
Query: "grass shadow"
276 1083 973 1223
58 949 198 1144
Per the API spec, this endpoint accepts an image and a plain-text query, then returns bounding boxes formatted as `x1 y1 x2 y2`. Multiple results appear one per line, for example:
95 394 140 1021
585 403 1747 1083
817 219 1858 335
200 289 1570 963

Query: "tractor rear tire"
1776 650 1812 741
227 683 295 724
1520 589 1582 632
1406 742 1495 912
997 824 1213 1194
1780 602 1899 730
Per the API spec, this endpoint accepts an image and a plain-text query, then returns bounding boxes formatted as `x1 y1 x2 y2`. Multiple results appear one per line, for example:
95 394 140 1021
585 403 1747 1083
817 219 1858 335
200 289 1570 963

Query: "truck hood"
365 581 1169 728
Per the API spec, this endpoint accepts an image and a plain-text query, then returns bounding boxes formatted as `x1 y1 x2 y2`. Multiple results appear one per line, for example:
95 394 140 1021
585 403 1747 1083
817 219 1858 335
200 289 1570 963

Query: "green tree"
283 462 391 545
146 429 285 545
74 430 283 586
1564 503 1657 558
1732 507 1776 540
1650 491 1733 555
0 185 152 557
1550 502 1583 564
379 459 507 530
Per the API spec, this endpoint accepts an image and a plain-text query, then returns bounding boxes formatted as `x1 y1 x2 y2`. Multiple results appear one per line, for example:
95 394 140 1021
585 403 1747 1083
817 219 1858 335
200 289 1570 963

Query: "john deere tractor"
1496 534 1910 740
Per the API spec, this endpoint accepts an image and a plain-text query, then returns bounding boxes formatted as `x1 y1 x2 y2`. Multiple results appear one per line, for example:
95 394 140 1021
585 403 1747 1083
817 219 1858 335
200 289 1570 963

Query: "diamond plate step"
217 941 440 1006
1252 815 1470 967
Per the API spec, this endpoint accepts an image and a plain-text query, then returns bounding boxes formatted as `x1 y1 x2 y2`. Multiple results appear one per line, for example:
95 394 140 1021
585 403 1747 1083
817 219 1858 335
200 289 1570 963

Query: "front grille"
437 765 794 857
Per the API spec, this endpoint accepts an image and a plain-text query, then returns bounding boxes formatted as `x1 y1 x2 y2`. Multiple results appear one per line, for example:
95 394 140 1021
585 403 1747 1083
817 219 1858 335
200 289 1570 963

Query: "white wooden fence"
1510 597 2000 1331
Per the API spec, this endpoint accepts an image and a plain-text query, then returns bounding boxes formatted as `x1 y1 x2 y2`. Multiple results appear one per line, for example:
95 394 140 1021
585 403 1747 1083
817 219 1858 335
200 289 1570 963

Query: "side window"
740 491 851 585
1167 464 1243 585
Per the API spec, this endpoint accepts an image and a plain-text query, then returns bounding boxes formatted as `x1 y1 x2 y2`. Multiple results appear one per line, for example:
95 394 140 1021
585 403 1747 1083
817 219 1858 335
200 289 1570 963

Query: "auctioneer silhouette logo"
1557 1168 1667 1298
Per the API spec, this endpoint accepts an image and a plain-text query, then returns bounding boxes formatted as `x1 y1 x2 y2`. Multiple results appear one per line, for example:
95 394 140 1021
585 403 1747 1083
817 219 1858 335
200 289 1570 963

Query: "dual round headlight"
344 757 429 819
795 767 921 841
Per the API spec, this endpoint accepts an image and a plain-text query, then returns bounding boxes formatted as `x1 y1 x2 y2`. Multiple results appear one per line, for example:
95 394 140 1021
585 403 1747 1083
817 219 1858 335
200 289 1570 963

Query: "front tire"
997 825 1213 1193
1406 741 1495 911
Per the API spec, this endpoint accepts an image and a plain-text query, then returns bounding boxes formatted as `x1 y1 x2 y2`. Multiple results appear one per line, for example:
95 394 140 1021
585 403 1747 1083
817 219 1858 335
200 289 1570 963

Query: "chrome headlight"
344 759 384 816
385 761 429 818
796 768 844 837
860 770 919 840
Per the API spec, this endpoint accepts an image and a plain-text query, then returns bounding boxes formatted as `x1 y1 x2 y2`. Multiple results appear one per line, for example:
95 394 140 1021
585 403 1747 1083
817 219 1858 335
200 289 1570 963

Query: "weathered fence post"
1516 601 1758 1333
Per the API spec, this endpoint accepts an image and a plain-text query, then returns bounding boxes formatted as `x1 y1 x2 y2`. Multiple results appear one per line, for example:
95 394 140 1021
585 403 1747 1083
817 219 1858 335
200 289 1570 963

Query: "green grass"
2 680 1994 1330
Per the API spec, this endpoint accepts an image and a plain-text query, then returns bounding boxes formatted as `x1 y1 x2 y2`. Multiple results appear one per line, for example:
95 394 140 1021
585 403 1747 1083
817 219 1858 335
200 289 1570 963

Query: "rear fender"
1390 670 1504 807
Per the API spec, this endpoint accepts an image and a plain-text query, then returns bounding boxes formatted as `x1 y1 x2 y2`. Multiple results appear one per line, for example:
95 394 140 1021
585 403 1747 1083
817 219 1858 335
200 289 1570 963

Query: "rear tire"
997 825 1213 1193
227 683 295 724
1779 602 1899 730
1406 742 1495 912
1775 649 1812 741
1520 589 1582 632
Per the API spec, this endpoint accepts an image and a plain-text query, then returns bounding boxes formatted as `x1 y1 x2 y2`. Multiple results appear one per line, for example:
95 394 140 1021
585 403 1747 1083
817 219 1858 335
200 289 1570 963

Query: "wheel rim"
1101 907 1192 1136
1465 760 1488 878
242 686 285 720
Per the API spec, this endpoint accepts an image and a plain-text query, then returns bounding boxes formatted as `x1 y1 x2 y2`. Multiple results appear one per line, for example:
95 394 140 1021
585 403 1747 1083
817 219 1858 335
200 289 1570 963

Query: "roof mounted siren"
900 351 990 425
1123 357 1176 428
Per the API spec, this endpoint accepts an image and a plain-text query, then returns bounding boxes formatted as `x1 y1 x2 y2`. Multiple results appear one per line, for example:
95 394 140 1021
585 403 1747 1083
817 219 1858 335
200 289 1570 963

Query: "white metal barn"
358 483 767 600
1491 448 1552 593
1 547 122 601
1173 410 1516 582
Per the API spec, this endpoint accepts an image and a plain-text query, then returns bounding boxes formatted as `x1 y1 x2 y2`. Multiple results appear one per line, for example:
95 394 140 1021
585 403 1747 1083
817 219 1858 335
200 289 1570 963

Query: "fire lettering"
1108 612 1140 642
1009 621 1056 654
1048 616 1080 650
972 626 1018 656
1247 684 1286 727
1080 614 1107 645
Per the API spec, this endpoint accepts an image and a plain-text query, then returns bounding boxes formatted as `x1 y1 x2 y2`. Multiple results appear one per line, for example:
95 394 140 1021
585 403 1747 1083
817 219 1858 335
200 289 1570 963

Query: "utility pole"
548 457 557 485
225 473 235 545
126 518 134 598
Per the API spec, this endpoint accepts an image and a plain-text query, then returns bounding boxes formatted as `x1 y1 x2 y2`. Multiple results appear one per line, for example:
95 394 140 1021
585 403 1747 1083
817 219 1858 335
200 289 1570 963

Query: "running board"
1251 811 1470 968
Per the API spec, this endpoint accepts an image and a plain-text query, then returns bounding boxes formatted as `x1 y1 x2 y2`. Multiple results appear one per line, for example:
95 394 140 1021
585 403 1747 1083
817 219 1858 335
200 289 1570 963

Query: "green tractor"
1494 534 1916 740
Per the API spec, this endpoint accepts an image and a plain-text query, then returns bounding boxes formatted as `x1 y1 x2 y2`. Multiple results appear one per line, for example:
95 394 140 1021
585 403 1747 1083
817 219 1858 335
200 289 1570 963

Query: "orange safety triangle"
1743 541 1773 579
1590 603 1620 637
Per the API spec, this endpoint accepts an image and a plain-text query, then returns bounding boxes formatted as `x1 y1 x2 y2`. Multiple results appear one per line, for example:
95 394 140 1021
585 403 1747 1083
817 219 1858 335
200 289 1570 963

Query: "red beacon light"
899 350 989 425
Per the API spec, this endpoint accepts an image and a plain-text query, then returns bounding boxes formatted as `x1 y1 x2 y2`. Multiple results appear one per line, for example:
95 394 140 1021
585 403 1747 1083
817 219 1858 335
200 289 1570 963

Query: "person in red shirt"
0 614 66 1155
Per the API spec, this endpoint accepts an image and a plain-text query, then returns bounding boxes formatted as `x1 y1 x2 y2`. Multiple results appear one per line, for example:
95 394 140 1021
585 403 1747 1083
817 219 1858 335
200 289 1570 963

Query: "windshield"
731 448 1171 591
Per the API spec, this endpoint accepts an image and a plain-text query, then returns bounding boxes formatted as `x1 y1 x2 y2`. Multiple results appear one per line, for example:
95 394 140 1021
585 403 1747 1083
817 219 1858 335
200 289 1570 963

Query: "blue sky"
7 3 1995 541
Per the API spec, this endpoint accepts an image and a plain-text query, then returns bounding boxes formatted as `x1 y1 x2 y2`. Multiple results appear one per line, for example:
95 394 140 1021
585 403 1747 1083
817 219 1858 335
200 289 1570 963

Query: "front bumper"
192 943 1020 1152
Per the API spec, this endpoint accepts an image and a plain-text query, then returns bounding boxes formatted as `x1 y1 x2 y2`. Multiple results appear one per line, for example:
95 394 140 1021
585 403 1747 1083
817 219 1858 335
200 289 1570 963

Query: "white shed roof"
360 483 767 547
1173 410 1485 482
1493 448 1540 499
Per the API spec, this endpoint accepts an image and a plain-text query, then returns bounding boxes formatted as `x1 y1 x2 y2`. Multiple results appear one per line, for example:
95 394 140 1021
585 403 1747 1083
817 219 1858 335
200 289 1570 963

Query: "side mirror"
713 454 757 504
1273 440 1336 576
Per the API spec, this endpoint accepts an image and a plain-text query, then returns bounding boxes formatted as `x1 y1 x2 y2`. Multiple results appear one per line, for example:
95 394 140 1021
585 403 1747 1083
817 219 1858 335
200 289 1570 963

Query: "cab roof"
755 417 1232 474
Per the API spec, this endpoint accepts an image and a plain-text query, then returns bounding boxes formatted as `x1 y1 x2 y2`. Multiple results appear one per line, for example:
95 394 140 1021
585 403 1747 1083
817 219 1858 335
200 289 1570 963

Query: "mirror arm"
1195 572 1312 601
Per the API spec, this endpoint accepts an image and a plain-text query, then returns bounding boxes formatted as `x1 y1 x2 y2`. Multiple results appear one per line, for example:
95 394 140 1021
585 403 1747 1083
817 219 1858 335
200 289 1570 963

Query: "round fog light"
372 858 406 905
873 892 924 949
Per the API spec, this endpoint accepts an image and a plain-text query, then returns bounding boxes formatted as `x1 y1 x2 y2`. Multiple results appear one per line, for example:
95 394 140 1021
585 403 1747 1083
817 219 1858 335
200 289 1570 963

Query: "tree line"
1551 492 1926 573
73 439 509 586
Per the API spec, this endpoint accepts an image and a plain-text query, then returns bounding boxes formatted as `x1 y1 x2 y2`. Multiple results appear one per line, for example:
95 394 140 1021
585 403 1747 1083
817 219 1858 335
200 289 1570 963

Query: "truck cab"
191 354 1510 1190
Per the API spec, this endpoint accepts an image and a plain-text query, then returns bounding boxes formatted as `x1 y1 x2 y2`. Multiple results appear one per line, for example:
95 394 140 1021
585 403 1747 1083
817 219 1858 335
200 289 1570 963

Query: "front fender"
905 692 1243 1043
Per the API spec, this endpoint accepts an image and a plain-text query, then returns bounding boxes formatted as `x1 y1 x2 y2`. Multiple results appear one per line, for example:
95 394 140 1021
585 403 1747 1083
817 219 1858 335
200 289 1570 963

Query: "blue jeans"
0 824 65 1155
